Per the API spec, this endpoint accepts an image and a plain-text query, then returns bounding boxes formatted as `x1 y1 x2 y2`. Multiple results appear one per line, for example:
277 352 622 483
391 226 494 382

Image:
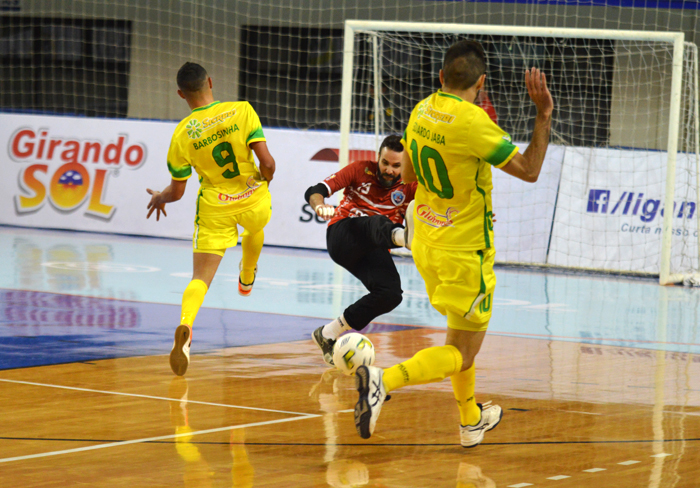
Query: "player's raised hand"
146 188 168 221
525 68 553 118
314 204 336 221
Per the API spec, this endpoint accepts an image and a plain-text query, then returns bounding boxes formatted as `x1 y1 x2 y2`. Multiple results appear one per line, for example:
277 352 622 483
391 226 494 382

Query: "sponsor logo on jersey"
186 119 202 139
202 109 236 131
364 167 374 176
416 102 455 125
9 127 146 219
390 189 405 206
217 176 262 203
415 204 458 228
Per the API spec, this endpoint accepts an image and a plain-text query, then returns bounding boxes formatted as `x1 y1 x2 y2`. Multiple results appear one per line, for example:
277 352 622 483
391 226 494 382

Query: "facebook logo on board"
586 188 697 223
587 189 610 213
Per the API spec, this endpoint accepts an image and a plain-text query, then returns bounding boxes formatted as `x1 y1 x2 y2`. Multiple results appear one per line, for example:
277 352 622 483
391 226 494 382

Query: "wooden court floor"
2 327 699 487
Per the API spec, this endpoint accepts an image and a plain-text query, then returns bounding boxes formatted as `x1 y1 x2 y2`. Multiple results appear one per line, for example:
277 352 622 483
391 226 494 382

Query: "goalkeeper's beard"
378 172 399 188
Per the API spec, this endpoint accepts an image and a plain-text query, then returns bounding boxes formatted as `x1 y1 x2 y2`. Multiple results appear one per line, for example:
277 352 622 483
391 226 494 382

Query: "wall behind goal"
5 112 696 276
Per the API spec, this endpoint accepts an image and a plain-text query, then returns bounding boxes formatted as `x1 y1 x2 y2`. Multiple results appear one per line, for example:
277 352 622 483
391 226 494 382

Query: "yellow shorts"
193 192 271 255
412 239 496 331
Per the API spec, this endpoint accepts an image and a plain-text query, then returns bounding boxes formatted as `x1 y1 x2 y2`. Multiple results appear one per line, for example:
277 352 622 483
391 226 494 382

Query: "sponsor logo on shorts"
217 176 262 203
390 189 405 206
415 204 458 228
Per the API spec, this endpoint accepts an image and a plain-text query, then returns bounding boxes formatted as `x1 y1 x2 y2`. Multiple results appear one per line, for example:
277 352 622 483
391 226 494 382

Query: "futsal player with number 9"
146 62 276 376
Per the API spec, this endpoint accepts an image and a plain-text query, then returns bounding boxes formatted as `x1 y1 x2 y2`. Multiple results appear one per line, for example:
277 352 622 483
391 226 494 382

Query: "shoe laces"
370 379 384 406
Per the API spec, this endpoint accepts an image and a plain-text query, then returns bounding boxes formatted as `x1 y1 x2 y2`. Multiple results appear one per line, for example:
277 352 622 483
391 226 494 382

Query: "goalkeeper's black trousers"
326 215 405 330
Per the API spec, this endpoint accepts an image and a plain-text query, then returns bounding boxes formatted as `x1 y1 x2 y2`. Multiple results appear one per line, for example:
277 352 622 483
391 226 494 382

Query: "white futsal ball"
333 332 375 376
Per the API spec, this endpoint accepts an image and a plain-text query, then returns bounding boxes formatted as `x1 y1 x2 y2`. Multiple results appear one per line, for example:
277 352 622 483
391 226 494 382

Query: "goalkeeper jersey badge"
391 189 405 206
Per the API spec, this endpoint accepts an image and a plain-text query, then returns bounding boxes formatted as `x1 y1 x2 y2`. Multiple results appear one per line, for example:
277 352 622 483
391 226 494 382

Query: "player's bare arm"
250 141 276 184
500 67 553 183
400 149 417 183
146 178 187 221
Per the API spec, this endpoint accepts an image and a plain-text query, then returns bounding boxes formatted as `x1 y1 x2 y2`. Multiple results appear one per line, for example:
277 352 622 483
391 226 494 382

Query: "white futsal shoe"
354 365 388 439
460 401 503 448
238 260 257 296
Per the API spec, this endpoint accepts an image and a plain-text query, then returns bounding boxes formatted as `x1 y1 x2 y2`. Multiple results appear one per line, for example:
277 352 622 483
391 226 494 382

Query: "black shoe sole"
170 325 191 376
354 366 372 439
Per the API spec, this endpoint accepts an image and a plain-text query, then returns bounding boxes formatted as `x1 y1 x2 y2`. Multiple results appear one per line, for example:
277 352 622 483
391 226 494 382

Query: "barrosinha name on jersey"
323 160 417 226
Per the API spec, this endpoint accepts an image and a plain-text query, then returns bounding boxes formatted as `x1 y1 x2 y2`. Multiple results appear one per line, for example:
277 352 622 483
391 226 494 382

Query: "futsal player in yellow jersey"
354 41 553 447
147 62 276 376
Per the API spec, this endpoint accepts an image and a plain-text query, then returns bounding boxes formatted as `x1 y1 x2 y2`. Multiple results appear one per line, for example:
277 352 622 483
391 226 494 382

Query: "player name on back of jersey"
411 122 446 146
192 125 240 150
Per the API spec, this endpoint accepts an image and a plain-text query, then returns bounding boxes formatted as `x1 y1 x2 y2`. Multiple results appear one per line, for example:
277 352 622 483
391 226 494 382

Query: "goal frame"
339 20 686 285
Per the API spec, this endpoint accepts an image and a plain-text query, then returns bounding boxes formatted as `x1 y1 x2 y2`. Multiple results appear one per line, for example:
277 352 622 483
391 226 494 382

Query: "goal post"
340 20 700 285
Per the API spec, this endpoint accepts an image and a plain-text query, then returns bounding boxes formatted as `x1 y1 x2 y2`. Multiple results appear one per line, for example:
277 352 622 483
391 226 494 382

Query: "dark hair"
177 62 208 93
378 134 403 157
443 40 486 91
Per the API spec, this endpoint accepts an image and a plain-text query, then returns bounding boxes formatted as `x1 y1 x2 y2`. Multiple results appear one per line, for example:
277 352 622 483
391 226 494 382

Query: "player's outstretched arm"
499 68 553 183
250 141 276 184
146 179 187 221
400 150 417 183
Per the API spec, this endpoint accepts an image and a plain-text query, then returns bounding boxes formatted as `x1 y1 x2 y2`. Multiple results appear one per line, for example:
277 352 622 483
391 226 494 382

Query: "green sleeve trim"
492 146 519 169
486 141 519 167
168 160 192 179
246 127 265 144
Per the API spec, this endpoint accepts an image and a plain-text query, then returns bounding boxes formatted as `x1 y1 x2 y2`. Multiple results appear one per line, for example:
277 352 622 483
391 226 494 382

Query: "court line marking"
664 410 700 416
0 378 314 416
618 460 640 465
547 475 570 480
583 468 606 472
651 453 672 458
0 414 319 464
555 409 602 416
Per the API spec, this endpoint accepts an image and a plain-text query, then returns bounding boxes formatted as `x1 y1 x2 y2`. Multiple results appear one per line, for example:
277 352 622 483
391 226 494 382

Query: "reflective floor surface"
0 225 699 487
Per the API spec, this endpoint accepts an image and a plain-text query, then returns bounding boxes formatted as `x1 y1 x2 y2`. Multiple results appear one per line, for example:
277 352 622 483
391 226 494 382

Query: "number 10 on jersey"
410 140 453 199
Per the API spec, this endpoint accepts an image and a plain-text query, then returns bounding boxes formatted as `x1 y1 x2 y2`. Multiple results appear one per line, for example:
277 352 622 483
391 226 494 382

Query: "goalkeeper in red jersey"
305 135 417 366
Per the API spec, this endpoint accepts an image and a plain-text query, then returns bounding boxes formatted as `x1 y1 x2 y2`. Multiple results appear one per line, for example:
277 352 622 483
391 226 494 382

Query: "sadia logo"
587 188 696 223
10 127 147 219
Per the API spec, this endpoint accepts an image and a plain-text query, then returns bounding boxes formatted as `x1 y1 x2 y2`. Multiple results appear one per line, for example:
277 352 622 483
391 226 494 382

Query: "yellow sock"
180 279 208 327
382 345 462 393
451 363 480 426
240 229 264 284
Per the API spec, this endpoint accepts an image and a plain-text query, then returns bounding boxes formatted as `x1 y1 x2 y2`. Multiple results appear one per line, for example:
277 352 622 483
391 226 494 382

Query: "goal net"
2 4 699 285
340 21 700 285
